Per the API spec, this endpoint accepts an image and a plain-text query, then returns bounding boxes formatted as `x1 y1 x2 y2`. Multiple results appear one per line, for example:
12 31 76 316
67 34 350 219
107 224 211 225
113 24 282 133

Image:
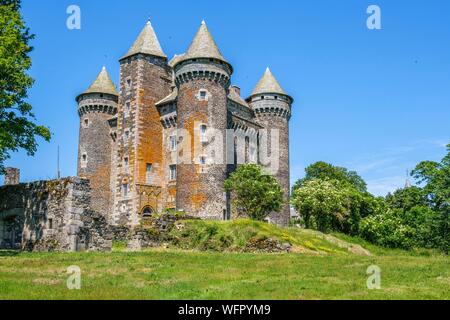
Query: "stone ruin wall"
0 177 112 252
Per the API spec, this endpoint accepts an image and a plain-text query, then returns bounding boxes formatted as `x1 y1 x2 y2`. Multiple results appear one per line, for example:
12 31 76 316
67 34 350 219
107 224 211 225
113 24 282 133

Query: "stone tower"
76 67 118 217
173 21 232 219
248 67 293 225
113 20 172 226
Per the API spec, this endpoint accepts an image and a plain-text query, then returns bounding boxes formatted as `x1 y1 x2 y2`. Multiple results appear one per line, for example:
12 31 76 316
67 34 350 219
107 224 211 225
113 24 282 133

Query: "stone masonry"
4 167 20 186
0 178 112 251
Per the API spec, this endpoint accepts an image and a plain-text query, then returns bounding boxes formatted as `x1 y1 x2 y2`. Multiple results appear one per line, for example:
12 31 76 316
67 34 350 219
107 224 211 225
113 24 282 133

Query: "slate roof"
122 20 167 60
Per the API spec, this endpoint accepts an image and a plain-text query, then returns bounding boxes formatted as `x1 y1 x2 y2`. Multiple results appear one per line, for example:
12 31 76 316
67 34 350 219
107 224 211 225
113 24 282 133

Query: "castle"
76 20 294 227
0 20 293 251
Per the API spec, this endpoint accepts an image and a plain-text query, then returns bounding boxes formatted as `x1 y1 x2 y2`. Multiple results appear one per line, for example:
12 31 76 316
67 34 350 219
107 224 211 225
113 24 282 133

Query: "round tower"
247 67 293 226
173 21 232 219
76 66 118 216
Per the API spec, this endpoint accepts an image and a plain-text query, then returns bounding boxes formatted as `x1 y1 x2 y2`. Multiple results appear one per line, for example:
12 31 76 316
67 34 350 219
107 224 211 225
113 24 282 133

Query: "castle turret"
113 20 172 226
76 66 118 217
247 67 293 225
173 21 232 220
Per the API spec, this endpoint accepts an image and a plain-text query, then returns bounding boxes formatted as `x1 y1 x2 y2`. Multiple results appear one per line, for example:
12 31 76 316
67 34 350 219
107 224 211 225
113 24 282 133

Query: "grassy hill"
0 220 448 300
165 219 371 255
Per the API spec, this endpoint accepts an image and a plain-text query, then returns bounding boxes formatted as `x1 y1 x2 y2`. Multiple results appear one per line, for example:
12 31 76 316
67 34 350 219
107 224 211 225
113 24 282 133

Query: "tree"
291 179 347 232
291 163 379 234
386 186 427 212
224 164 284 221
0 0 51 172
412 143 450 253
359 206 437 250
293 161 367 193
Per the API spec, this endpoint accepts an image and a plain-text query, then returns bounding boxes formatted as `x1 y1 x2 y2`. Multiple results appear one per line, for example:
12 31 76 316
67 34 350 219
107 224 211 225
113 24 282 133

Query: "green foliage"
386 186 427 211
291 175 381 234
0 0 51 172
293 161 367 193
291 179 348 232
359 206 438 250
412 143 450 253
224 164 284 221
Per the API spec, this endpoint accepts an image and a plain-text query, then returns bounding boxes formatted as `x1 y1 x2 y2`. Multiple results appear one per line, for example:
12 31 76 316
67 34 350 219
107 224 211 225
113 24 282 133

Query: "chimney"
231 85 241 96
4 167 20 185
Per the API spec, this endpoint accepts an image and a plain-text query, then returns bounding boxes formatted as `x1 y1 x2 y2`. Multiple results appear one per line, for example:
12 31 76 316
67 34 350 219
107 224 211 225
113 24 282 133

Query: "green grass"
0 220 448 300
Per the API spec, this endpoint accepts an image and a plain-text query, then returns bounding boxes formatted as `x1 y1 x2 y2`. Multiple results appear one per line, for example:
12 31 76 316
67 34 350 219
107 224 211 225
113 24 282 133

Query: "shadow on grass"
0 250 21 257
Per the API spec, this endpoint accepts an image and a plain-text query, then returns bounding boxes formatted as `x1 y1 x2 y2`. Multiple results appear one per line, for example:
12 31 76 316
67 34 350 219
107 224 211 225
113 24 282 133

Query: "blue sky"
1 0 449 196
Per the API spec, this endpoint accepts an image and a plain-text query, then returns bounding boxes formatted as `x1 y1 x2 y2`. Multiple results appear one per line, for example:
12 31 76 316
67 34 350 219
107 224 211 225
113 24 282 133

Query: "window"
146 163 153 184
123 157 129 171
48 219 53 229
245 136 250 163
122 183 129 197
199 90 207 100
199 156 206 165
83 119 89 128
81 153 87 167
126 78 131 91
200 124 207 143
169 165 177 181
261 96 265 100
124 102 131 118
124 130 130 142
170 135 177 151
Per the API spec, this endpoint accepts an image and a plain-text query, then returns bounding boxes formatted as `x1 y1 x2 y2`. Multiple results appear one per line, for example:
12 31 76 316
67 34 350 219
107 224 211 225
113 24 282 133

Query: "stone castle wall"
0 178 112 251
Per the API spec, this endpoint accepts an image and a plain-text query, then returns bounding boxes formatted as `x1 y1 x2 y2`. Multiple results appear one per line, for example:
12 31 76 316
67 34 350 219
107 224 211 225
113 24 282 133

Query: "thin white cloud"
352 157 397 173
366 175 407 196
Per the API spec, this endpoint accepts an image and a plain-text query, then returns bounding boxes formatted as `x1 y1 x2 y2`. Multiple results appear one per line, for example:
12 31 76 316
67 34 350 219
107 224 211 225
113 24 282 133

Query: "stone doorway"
0 214 21 250
141 206 154 218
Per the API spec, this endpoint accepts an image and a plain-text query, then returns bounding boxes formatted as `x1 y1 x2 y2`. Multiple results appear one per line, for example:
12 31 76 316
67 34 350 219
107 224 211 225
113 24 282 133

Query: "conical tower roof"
82 66 118 97
252 67 287 96
122 20 167 60
177 21 229 65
